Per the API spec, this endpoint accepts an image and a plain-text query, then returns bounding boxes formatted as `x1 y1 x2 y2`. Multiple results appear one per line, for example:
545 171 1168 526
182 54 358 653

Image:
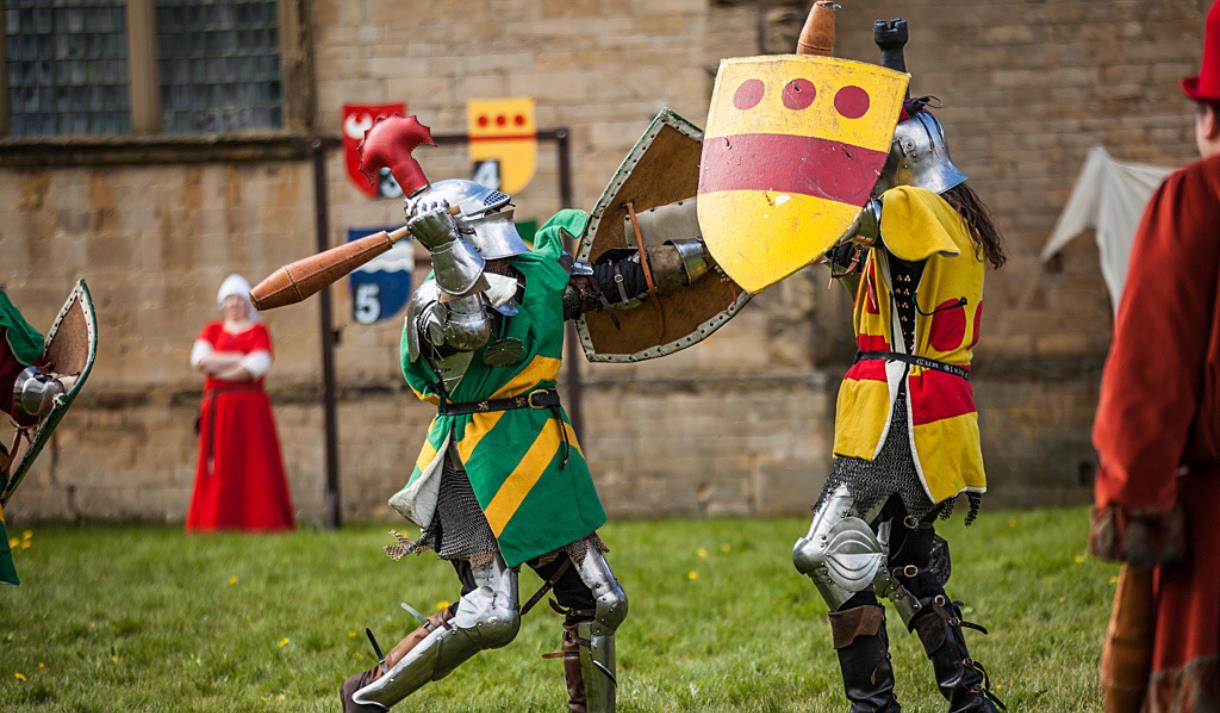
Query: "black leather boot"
830 604 902 713
912 596 1005 712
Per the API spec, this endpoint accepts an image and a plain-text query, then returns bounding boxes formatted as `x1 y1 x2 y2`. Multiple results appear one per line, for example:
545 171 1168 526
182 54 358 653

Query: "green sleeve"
533 209 590 260
0 291 44 365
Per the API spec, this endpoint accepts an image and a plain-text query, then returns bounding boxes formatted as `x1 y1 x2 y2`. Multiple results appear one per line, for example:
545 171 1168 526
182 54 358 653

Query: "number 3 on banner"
354 284 381 324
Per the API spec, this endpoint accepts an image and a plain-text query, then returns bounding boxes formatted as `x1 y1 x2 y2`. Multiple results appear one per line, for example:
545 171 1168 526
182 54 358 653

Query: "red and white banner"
343 102 406 198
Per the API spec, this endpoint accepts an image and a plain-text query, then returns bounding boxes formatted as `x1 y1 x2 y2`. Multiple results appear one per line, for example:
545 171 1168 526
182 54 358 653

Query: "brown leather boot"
561 621 588 713
340 611 450 712
830 604 901 713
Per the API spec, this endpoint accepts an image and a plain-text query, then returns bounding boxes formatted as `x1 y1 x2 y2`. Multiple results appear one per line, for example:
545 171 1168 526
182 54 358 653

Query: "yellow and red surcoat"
833 186 987 505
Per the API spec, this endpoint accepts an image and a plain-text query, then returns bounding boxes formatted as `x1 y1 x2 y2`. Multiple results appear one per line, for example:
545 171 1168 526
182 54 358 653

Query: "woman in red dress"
186 274 295 531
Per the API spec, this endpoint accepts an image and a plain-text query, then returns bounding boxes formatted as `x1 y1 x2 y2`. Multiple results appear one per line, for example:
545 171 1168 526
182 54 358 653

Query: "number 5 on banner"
354 284 381 324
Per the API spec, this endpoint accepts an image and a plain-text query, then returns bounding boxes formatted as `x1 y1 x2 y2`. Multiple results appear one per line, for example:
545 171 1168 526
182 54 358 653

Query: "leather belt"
438 387 572 468
438 387 561 416
855 351 969 380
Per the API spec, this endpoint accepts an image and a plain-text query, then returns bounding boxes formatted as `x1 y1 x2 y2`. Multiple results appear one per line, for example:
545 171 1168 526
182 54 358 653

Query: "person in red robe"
1091 3 1220 710
187 274 295 532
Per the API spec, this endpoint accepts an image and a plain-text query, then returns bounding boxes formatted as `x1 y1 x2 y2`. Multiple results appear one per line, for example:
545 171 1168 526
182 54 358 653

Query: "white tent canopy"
1041 145 1173 312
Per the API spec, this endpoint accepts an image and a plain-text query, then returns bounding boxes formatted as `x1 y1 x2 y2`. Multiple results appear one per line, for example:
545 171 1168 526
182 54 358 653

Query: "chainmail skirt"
815 392 980 524
414 447 500 563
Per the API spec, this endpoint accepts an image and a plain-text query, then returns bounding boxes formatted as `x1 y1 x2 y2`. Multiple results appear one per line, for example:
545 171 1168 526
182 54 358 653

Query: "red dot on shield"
514 114 526 126
782 79 816 110
496 115 507 127
733 79 765 110
477 115 489 127
835 86 871 119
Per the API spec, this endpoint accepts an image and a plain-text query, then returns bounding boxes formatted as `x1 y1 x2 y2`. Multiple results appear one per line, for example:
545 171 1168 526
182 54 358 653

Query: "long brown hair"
942 183 1007 270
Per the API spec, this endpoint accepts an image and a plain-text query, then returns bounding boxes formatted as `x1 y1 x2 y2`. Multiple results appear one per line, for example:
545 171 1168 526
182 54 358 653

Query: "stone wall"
2 0 1209 523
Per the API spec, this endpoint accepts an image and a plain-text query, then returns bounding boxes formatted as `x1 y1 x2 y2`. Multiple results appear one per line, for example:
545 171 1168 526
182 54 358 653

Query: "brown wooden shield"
575 109 750 363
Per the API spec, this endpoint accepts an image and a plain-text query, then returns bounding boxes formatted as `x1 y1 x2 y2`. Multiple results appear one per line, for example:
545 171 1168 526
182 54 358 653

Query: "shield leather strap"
855 351 969 380
624 202 665 339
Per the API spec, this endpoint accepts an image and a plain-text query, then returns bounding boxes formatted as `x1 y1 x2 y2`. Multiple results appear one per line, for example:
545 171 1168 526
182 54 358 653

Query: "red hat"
1183 0 1220 101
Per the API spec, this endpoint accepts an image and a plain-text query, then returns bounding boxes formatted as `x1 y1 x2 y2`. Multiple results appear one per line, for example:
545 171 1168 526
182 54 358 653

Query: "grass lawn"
0 506 1115 712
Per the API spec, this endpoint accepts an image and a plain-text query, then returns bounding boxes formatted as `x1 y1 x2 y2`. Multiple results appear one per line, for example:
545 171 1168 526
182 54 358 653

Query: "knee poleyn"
792 535 825 576
471 605 520 649
594 584 628 632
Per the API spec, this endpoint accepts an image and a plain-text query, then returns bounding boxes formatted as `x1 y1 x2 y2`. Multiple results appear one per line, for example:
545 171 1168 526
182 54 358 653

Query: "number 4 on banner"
472 159 501 191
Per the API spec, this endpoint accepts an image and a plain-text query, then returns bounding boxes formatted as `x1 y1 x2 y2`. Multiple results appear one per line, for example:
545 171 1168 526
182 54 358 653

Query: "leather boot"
561 621 588 713
340 611 450 713
912 596 1005 712
830 604 901 713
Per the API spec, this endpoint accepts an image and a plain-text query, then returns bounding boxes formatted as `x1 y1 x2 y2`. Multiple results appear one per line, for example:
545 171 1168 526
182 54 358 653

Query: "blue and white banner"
348 227 414 324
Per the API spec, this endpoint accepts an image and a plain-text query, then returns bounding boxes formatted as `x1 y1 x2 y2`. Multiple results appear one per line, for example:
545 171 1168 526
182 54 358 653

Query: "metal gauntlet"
407 199 487 297
12 366 66 419
838 198 882 245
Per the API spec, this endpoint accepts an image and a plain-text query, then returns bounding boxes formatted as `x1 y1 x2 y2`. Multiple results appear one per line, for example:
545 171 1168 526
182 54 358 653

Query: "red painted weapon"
357 114 436 197
250 115 443 310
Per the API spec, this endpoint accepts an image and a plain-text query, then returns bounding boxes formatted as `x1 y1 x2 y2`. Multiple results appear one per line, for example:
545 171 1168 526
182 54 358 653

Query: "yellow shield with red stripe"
698 56 909 293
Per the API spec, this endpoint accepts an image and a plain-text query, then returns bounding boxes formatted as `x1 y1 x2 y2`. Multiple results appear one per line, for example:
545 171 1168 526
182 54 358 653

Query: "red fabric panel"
187 388 295 532
0 331 25 420
856 333 889 352
1093 154 1220 513
844 359 887 382
1147 471 1220 708
928 299 967 352
909 368 976 426
247 324 273 355
198 322 221 344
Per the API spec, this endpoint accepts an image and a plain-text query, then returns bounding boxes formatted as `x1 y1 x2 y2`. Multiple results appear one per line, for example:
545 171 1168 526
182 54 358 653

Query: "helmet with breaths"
412 179 529 260
874 110 968 196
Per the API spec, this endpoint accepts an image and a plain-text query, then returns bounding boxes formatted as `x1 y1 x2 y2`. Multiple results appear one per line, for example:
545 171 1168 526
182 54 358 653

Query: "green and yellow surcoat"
393 212 606 568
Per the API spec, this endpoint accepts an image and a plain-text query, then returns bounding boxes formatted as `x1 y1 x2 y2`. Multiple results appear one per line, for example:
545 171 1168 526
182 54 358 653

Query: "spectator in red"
1091 2 1220 709
187 274 294 532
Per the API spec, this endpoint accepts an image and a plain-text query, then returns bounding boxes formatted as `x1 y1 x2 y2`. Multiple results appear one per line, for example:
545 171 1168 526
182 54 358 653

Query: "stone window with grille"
0 0 308 140
4 1 132 135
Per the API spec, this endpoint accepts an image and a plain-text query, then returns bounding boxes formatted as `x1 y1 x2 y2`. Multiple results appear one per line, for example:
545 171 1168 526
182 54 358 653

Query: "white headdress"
215 273 257 320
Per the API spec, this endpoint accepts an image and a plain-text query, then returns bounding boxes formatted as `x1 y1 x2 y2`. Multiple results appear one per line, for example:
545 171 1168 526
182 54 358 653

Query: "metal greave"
572 548 627 713
351 554 520 708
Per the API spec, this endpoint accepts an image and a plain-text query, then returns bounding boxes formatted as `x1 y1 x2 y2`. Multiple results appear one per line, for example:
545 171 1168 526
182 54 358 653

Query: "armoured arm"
562 239 713 320
401 198 513 364
406 199 486 298
824 198 882 297
404 282 494 364
11 366 72 421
